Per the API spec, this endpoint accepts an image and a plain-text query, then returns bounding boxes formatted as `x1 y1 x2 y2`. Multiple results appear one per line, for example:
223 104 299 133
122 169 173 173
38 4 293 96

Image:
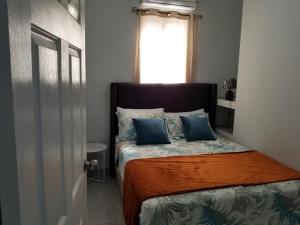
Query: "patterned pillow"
164 109 206 139
116 107 164 141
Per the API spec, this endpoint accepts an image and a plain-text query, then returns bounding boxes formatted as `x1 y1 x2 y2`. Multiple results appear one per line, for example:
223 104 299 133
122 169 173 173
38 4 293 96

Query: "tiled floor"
87 177 125 225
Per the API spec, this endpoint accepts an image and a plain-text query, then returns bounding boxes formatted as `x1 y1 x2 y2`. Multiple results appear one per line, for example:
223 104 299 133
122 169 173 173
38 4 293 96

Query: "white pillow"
116 107 164 141
164 109 206 139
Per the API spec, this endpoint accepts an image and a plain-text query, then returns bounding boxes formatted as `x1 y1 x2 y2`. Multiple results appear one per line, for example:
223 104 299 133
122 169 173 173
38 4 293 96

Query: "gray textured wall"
234 0 300 170
86 0 243 165
195 0 243 97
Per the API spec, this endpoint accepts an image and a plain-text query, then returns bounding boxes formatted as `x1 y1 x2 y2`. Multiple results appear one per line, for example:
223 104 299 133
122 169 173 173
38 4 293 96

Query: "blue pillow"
180 115 216 141
132 118 170 145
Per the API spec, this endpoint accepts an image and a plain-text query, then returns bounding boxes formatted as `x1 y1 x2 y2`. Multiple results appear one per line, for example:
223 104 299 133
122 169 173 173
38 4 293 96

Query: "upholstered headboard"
110 83 217 176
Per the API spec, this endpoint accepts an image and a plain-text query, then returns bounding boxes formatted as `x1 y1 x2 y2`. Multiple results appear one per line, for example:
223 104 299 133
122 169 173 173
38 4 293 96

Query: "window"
138 13 190 84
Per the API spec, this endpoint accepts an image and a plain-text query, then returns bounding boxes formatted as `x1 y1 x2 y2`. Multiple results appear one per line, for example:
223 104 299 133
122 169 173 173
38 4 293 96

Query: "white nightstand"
87 143 107 182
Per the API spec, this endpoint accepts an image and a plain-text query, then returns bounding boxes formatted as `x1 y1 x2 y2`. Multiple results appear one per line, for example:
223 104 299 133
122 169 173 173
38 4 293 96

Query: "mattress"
116 136 300 225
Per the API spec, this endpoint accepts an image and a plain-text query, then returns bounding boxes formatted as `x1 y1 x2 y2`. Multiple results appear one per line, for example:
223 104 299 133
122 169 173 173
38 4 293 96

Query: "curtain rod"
132 7 203 19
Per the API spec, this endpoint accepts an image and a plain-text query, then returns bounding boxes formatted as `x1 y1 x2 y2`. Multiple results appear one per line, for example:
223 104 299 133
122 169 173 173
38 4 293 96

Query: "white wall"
86 0 243 164
195 0 243 97
234 0 300 171
86 0 137 145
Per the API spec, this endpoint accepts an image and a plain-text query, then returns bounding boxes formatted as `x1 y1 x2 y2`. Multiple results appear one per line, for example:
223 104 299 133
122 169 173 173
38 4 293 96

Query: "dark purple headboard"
110 83 217 176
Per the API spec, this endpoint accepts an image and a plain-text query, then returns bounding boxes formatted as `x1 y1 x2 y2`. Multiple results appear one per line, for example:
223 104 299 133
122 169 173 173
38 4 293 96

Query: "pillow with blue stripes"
116 107 164 141
164 109 205 139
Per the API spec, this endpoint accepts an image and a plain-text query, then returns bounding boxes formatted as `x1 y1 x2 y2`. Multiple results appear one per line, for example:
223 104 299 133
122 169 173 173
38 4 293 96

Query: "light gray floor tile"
87 177 125 225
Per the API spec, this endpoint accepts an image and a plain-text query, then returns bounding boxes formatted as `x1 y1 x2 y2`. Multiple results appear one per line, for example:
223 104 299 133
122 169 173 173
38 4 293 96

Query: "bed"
110 83 300 225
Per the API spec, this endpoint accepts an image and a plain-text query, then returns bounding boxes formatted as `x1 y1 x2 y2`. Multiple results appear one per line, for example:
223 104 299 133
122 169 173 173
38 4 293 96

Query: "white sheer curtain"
139 15 189 83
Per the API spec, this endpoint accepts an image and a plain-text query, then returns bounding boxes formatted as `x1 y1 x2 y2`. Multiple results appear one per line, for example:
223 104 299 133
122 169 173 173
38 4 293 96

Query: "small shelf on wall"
215 98 236 138
217 99 236 109
216 127 234 139
216 126 233 134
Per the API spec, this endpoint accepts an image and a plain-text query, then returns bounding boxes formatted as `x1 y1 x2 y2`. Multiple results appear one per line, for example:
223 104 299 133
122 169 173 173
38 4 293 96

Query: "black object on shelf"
225 90 234 101
223 78 236 101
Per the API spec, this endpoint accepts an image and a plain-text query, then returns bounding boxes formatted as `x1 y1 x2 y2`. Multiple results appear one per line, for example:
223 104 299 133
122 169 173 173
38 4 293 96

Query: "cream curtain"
186 15 198 83
135 11 198 83
134 13 141 83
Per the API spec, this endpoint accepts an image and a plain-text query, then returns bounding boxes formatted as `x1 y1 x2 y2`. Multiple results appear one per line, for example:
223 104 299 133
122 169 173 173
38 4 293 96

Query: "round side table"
87 143 107 182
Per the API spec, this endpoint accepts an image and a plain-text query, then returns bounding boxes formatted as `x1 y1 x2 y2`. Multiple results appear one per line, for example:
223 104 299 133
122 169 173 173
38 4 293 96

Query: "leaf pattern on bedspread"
139 181 300 225
117 136 300 225
117 135 249 180
271 189 300 225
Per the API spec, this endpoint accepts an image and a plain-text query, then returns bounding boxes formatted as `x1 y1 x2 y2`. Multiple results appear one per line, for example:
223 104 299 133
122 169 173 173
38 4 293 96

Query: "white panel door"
0 0 86 225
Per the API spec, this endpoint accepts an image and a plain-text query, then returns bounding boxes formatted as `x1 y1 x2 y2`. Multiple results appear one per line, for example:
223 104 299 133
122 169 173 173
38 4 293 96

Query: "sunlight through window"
139 15 188 83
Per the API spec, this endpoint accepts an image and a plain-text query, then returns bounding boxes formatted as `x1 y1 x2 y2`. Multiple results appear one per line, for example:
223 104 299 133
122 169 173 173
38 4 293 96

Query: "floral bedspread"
116 136 300 225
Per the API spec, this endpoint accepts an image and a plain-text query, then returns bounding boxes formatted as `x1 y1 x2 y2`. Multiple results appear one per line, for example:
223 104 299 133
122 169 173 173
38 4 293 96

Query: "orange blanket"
123 150 300 225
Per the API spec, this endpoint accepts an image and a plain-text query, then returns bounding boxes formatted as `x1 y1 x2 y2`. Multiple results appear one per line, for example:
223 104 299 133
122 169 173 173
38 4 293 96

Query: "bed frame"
110 83 217 177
